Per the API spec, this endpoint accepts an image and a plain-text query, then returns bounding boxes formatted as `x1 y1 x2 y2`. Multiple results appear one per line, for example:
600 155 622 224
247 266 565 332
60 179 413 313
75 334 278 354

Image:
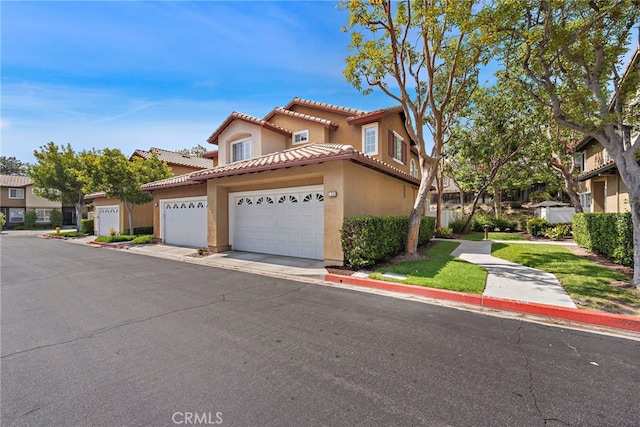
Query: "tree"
342 0 497 254
446 84 533 231
506 0 640 286
28 142 94 231
91 148 172 234
177 144 208 158
0 156 29 175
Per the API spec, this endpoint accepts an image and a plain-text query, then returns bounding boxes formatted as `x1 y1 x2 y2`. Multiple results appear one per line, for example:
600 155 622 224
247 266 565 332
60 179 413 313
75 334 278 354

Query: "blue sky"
1 1 398 163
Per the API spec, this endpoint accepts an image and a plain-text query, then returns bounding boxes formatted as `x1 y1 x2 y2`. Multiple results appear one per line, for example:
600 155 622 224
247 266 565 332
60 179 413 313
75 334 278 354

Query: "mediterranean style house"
85 148 213 235
575 46 639 213
141 98 423 266
0 174 62 228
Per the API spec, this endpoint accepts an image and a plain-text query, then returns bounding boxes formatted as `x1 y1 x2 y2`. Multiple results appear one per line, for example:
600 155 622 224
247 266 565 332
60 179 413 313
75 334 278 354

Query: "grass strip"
462 232 525 241
492 243 639 311
369 240 487 294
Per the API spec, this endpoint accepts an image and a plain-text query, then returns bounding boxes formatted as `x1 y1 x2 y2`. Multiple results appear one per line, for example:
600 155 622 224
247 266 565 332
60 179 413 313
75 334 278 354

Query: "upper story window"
293 130 309 145
575 152 585 173
362 123 378 155
232 140 251 162
390 131 406 164
603 148 611 163
410 159 419 178
9 188 25 199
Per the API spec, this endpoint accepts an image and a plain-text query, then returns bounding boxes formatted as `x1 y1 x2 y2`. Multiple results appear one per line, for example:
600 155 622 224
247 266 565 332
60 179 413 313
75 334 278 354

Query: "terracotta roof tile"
84 191 106 199
207 111 292 145
140 172 204 191
347 104 404 124
284 97 366 116
132 148 213 169
263 107 339 129
0 174 32 187
189 143 419 185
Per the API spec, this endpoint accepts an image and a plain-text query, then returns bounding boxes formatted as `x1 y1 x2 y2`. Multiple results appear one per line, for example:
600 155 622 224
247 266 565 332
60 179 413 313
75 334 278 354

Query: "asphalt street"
1 234 639 426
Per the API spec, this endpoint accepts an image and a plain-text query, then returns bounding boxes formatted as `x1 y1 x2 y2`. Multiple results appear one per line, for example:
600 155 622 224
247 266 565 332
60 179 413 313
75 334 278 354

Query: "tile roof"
202 150 219 159
283 97 366 116
132 148 214 169
207 111 292 145
0 174 32 187
347 105 404 124
263 107 339 129
188 143 419 185
577 160 617 181
84 191 106 199
140 172 204 191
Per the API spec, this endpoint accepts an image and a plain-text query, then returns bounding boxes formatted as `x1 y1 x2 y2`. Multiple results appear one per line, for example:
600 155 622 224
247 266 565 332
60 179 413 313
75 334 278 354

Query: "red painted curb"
89 241 128 250
324 273 640 333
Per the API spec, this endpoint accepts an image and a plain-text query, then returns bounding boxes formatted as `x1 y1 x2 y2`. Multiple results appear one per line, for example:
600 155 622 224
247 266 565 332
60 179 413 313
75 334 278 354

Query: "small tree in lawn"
28 142 95 231
92 148 171 234
505 0 640 286
342 0 497 255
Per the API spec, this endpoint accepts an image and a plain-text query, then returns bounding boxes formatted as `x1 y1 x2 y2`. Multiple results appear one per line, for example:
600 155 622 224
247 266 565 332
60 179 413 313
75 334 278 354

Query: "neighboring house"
141 97 423 265
85 148 214 236
0 174 62 228
575 46 639 213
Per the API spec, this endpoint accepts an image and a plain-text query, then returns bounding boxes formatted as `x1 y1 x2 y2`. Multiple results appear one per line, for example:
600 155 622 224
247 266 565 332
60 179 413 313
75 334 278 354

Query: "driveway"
2 234 639 426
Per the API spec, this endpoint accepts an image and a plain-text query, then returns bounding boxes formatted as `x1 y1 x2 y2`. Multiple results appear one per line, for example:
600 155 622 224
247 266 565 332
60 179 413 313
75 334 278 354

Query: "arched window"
410 159 419 178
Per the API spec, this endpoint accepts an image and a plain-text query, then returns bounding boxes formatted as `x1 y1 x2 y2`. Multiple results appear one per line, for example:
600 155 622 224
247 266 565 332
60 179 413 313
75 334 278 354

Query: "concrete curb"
88 241 130 250
325 273 640 333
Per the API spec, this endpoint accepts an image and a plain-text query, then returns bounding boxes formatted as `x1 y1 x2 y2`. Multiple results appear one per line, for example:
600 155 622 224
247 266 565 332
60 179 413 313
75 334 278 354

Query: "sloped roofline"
282 97 366 116
262 107 339 129
206 111 292 146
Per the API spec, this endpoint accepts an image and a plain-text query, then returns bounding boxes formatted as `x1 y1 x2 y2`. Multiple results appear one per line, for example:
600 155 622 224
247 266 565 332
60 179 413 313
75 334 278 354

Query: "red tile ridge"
283 97 366 116
263 107 339 129
207 111 292 145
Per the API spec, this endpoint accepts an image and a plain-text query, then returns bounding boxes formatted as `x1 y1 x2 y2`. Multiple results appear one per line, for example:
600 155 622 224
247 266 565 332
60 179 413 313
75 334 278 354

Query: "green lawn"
492 243 639 311
369 241 487 294
48 231 86 238
462 232 526 241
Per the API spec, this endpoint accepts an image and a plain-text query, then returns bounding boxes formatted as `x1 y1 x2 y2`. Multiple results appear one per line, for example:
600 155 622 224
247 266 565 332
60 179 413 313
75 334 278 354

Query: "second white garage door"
230 186 324 260
97 205 119 236
161 197 208 248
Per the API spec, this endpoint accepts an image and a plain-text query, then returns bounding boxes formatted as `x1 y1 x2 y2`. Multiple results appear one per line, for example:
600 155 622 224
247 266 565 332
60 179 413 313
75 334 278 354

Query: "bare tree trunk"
559 168 583 213
436 172 443 229
630 192 640 288
493 187 502 217
126 202 135 235
462 190 485 234
406 162 437 254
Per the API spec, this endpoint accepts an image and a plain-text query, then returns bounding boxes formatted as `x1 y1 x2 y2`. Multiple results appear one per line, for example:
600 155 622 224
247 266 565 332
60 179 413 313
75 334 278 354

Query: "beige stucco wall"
150 183 208 241
25 185 61 209
267 114 329 145
0 187 26 208
217 121 288 166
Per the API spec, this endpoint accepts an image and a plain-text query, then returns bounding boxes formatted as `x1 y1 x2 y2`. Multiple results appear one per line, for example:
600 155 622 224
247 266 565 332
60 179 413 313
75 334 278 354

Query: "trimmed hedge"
131 234 154 244
526 218 551 237
50 209 63 228
124 226 154 235
81 219 94 234
95 235 136 243
573 212 633 267
341 216 436 268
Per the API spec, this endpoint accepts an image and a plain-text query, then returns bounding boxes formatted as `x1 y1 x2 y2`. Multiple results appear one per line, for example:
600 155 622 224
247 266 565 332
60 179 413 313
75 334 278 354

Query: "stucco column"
207 182 231 252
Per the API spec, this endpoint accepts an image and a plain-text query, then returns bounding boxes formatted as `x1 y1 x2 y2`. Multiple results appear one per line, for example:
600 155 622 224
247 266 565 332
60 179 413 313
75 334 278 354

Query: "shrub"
95 235 136 243
108 227 117 236
49 209 63 228
510 202 522 210
0 212 5 230
573 213 633 267
434 226 453 238
124 226 154 235
448 215 467 234
341 216 436 268
81 219 94 234
24 211 37 229
526 218 551 237
544 224 572 240
131 234 154 244
197 247 209 255
471 214 518 232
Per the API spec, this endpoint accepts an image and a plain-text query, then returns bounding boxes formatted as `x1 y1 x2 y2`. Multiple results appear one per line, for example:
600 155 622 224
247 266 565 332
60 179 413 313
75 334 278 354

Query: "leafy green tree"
28 142 95 231
0 212 5 230
177 144 208 158
0 156 29 175
504 0 640 286
91 148 172 234
342 0 497 254
49 209 63 228
446 84 534 231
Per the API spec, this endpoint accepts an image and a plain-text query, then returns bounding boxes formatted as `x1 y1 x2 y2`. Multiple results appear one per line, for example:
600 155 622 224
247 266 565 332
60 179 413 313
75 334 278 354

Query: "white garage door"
230 185 324 260
161 197 208 248
97 205 119 236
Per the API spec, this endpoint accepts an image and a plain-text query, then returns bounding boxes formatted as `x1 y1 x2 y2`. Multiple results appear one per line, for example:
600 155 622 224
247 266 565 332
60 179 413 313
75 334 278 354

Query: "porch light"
327 191 337 198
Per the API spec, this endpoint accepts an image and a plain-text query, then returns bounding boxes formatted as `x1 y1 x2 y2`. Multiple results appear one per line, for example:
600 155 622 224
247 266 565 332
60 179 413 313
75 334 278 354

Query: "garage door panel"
231 187 323 260
162 198 207 248
97 206 119 236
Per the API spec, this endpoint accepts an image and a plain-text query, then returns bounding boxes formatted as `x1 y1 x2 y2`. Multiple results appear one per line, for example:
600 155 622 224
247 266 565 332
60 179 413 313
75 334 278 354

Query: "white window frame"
9 188 25 199
231 139 251 163
362 123 378 155
579 192 592 210
575 153 585 173
410 159 419 178
603 148 611 163
36 209 52 223
392 131 404 164
9 208 25 222
293 130 309 145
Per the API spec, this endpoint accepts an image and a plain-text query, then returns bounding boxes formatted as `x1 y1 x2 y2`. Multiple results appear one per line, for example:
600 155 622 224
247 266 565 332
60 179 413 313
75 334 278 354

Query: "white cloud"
1 118 10 131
